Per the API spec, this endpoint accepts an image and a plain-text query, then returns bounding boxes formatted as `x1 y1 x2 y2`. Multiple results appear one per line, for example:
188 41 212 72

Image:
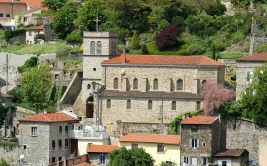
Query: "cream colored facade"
259 136 267 166
77 139 109 156
119 141 180 166
26 28 44 44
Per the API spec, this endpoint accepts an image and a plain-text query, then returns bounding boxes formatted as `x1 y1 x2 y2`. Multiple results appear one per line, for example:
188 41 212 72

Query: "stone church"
81 31 225 135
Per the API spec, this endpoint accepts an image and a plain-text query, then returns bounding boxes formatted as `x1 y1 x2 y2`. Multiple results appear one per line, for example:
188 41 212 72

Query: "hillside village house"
87 144 118 166
180 115 249 166
236 52 267 100
79 31 225 136
119 133 181 166
26 24 53 44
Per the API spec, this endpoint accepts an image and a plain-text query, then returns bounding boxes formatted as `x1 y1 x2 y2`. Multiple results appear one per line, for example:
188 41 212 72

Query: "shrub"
187 44 205 55
0 142 19 150
66 29 83 45
131 32 141 50
4 29 26 41
141 44 149 54
154 24 181 51
256 42 267 53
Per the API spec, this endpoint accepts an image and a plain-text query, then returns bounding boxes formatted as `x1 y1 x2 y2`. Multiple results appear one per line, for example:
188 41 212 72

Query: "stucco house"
119 133 181 166
236 52 267 100
87 144 118 166
26 24 53 44
212 149 249 166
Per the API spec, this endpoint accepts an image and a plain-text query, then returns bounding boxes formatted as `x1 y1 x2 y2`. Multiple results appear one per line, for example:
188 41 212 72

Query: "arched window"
133 78 138 90
126 100 131 109
90 41 95 55
176 79 183 91
148 100 152 110
153 78 158 90
172 101 176 110
113 78 119 89
107 99 111 109
97 41 102 54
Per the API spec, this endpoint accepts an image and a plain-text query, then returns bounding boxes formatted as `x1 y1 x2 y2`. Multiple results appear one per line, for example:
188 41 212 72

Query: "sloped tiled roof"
181 116 218 125
102 54 224 66
17 112 78 123
119 133 180 145
0 0 26 4
27 24 44 30
87 145 118 153
20 0 43 8
213 149 248 157
237 52 267 62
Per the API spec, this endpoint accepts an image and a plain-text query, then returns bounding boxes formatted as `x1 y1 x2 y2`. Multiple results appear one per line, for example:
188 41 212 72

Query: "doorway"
86 96 94 118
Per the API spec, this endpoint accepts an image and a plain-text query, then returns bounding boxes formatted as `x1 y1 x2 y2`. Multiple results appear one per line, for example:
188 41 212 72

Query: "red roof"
181 116 218 125
0 0 26 4
17 112 78 123
87 145 118 153
119 133 180 145
213 149 248 157
27 24 44 30
237 52 267 62
21 0 43 8
102 54 224 66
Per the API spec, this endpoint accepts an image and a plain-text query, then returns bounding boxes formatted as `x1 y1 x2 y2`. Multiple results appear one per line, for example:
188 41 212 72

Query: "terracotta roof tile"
87 145 118 153
102 54 224 66
237 52 267 62
17 112 78 123
213 149 248 157
181 116 218 125
119 133 180 145
20 0 43 8
0 0 26 4
27 24 44 30
101 90 202 99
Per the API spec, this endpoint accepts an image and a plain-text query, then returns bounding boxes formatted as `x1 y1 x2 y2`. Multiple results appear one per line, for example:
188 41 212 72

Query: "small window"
131 143 138 149
6 14 10 17
203 157 207 166
58 140 62 149
246 71 253 84
97 41 102 54
58 156 62 161
148 100 152 110
93 68 96 71
29 30 32 36
196 101 201 111
65 139 68 148
23 17 27 22
113 78 119 89
107 99 111 109
126 100 131 109
222 161 227 166
52 140 56 150
202 142 206 147
191 125 198 132
157 144 164 153
133 78 138 90
65 126 68 135
0 13 3 17
51 157 56 163
171 101 176 110
31 127 37 136
23 145 27 150
87 84 91 90
100 155 106 164
153 78 158 90
90 41 96 55
183 156 189 164
59 126 62 134
191 138 199 148
176 79 183 91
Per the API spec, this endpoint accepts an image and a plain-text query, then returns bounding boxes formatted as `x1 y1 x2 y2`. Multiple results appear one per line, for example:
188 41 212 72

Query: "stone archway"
86 96 94 118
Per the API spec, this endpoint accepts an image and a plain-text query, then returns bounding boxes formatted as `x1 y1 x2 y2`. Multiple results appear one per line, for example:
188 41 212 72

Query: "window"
0 13 3 17
196 101 201 111
65 139 68 149
157 144 164 153
97 41 102 54
246 70 253 84
90 41 96 55
51 157 56 163
126 100 131 109
59 126 62 134
87 84 91 89
23 17 27 22
176 79 183 90
133 78 138 90
191 125 198 132
203 157 207 166
183 156 189 165
6 14 10 17
58 156 62 161
100 155 106 164
131 143 138 149
65 125 68 135
52 140 56 150
153 78 158 90
202 142 206 147
113 78 119 89
107 99 111 109
222 161 227 166
191 139 199 148
31 127 37 136
58 139 62 149
23 145 27 150
148 100 152 110
29 30 32 36
171 101 176 110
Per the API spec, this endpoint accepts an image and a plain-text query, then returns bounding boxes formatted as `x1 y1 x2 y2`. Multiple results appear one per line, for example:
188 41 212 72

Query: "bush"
4 29 26 41
154 24 181 51
256 42 267 53
0 142 19 150
187 44 205 55
131 33 141 50
66 29 83 45
141 44 149 54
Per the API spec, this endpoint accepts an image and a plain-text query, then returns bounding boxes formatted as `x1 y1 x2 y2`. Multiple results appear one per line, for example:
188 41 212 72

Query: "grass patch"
0 142 19 149
219 51 247 59
1 42 72 57
0 29 4 40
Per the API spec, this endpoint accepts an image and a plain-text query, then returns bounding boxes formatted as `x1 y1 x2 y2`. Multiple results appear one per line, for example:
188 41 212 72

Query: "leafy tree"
201 80 235 115
74 0 106 31
42 0 67 11
51 0 79 39
154 24 181 51
170 114 183 134
141 44 149 54
18 57 38 73
131 33 140 50
109 147 154 166
21 65 52 112
219 101 242 129
66 29 83 45
0 100 7 130
241 64 267 124
206 0 226 16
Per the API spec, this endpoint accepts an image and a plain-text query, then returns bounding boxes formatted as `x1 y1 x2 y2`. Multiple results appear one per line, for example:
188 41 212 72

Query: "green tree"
42 0 67 11
170 114 183 134
18 57 38 73
51 0 79 39
66 29 83 45
109 147 154 166
21 66 52 112
0 100 7 130
241 64 267 124
131 33 140 50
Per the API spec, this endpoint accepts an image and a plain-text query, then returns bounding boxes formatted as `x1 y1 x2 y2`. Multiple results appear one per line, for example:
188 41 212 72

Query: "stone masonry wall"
0 147 19 166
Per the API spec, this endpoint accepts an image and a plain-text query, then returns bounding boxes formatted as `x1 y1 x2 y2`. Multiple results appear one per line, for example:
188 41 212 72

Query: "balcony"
68 124 109 140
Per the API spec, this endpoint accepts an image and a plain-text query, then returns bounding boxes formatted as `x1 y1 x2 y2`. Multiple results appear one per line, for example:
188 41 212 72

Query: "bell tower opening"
86 96 94 118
